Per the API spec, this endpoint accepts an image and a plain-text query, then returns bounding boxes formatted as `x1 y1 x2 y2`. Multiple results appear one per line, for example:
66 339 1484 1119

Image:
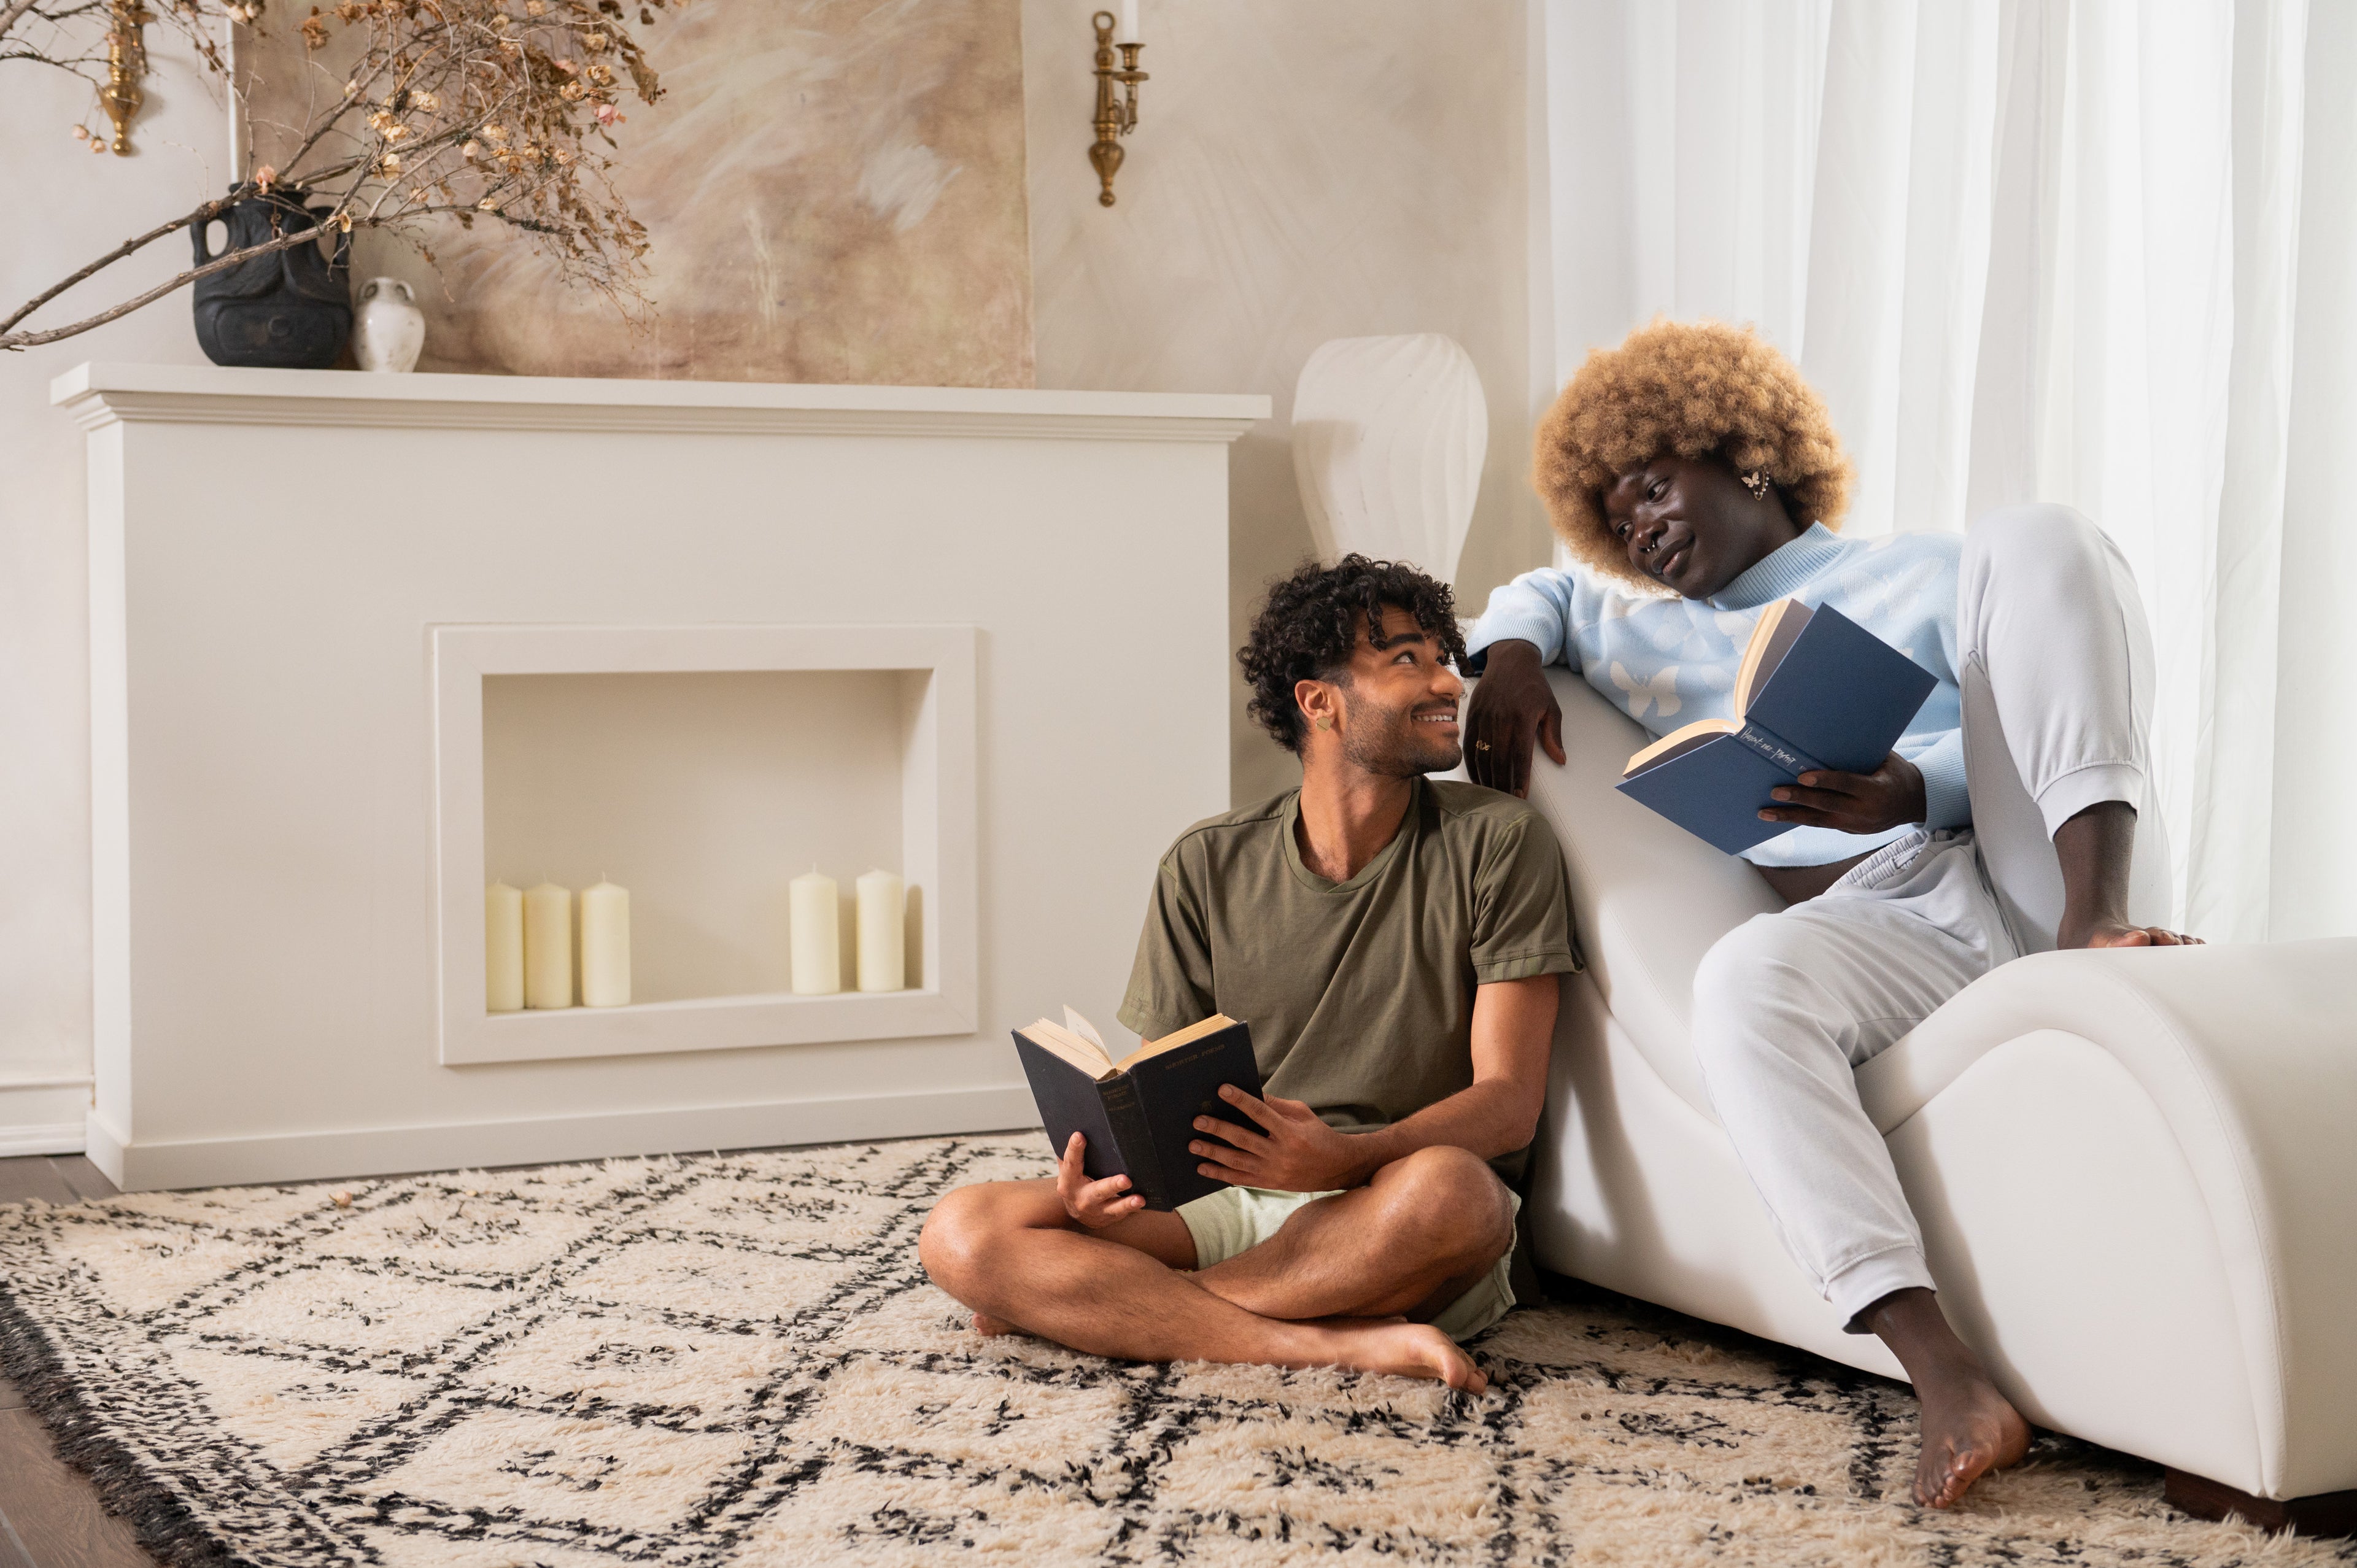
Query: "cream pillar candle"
579 879 631 1008
856 869 905 992
485 881 524 1013
789 869 841 995
523 881 575 1008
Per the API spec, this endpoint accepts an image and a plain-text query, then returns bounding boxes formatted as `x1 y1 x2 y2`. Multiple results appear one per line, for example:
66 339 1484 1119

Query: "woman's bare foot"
1302 1317 1487 1392
1861 1287 2029 1508
972 1311 1018 1337
2053 803 2202 949
1913 1364 2032 1508
2073 921 2202 948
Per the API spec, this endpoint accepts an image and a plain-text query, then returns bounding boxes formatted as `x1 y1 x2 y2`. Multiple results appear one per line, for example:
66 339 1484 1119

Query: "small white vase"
352 277 425 373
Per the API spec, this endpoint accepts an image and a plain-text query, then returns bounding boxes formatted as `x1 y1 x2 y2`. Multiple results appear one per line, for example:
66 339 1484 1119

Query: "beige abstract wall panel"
244 0 1035 386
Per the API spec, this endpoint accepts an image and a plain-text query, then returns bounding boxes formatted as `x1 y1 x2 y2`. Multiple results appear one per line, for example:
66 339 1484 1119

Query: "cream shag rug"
0 1136 2348 1567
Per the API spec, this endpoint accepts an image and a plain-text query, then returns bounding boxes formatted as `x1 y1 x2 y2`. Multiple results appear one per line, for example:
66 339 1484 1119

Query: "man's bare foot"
972 1311 1018 1337
1306 1318 1487 1392
1912 1361 2032 1507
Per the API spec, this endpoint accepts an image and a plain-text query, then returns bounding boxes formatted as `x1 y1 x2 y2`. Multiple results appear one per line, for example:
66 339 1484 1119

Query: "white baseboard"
86 1084 1042 1192
0 1081 92 1157
0 1123 87 1157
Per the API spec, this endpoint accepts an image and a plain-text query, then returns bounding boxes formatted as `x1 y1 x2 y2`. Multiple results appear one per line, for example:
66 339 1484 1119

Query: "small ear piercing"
1741 469 1773 500
1313 715 1334 732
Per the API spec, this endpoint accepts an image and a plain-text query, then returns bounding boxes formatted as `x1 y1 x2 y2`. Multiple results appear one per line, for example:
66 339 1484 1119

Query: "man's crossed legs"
919 1137 1514 1391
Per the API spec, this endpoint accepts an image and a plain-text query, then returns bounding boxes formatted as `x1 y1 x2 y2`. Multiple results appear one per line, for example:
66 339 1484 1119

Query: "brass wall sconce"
1088 9 1147 207
98 0 150 156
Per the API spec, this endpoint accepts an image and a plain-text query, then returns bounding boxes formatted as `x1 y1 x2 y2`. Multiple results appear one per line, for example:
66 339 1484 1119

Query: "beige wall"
1023 0 1550 805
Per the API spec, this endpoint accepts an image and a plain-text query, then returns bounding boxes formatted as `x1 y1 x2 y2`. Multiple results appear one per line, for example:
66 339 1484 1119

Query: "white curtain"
1533 0 2357 941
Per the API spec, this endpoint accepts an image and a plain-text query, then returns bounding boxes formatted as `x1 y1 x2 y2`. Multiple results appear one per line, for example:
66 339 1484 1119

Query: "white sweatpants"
1690 503 2169 1329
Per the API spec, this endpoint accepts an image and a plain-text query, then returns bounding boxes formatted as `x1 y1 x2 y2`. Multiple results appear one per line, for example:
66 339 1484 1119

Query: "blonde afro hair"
1535 318 1853 589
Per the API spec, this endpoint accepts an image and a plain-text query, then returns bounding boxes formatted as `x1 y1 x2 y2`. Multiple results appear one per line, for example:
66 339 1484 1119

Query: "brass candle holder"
98 0 150 156
1087 10 1146 207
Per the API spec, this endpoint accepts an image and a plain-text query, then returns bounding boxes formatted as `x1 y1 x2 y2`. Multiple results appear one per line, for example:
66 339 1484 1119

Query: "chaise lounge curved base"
1515 670 2357 1529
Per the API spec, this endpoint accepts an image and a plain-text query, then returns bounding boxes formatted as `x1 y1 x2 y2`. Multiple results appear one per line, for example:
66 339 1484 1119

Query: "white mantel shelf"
51 363 1271 440
72 360 1258 1190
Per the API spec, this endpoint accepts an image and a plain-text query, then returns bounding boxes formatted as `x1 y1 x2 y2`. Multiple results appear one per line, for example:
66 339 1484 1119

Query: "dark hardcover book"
1615 600 1938 855
1011 1008 1263 1211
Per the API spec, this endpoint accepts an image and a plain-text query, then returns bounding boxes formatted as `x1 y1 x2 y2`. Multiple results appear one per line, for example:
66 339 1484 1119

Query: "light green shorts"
1175 1183 1522 1343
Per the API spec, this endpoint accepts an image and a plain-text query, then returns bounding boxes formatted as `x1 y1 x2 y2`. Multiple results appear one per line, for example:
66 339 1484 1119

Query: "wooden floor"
0 1155 155 1568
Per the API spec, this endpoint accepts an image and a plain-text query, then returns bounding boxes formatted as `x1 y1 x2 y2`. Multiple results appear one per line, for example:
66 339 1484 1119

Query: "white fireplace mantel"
62 362 1264 1190
52 362 1266 441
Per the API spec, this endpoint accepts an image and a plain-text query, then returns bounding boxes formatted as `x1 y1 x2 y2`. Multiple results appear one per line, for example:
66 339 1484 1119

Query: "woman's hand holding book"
1757 751 1927 833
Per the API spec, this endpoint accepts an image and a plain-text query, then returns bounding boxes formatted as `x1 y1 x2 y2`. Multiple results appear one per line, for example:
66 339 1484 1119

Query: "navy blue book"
1614 600 1937 855
1012 1008 1263 1211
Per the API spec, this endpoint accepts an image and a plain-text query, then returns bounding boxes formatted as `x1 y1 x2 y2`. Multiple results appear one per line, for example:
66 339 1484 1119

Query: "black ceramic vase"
191 186 354 369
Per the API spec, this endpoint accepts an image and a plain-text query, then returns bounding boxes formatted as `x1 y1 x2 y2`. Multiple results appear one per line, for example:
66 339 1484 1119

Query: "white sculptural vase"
1291 333 1487 584
352 276 425 374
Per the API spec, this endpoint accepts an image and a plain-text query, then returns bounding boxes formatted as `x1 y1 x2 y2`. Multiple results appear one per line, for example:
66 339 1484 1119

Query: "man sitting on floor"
1461 317 2199 1508
920 556 1578 1392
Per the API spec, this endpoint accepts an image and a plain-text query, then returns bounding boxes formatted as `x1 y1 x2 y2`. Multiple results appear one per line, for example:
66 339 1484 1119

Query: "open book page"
1625 719 1739 776
1624 598 1814 779
1116 1012 1240 1072
1022 1017 1117 1079
1063 1006 1109 1054
1027 1008 1245 1077
1735 599 1814 713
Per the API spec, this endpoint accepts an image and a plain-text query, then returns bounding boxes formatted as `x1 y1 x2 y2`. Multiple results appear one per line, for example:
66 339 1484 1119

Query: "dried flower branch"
1 0 670 353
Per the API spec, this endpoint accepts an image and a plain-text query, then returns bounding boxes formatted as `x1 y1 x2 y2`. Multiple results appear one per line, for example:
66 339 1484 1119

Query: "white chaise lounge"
1517 667 2357 1530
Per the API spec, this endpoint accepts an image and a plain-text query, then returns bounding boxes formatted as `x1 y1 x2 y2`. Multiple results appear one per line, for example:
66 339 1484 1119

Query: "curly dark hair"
1536 317 1854 589
1239 555 1467 753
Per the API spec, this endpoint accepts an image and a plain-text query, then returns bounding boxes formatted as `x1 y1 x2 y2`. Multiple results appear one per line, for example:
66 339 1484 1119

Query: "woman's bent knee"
1967 502 2113 597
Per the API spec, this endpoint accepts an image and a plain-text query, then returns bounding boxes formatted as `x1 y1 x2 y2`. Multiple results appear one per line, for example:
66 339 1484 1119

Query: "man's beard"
1340 697 1463 778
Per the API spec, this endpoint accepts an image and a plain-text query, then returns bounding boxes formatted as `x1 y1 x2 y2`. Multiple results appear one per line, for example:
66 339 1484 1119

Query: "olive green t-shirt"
1115 777 1580 1185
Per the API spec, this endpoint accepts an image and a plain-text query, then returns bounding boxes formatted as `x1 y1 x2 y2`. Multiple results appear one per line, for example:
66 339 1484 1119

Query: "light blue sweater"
1466 523 1967 868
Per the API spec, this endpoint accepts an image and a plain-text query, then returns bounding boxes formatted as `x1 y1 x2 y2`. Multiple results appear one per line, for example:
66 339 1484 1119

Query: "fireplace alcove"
441 622 975 1065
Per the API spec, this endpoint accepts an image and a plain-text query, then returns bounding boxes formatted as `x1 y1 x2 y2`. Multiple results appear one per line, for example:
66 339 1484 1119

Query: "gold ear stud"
1741 469 1773 500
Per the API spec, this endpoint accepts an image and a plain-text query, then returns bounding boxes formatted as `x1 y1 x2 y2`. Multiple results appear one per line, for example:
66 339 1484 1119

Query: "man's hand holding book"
1056 1131 1147 1229
1187 1084 1368 1193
